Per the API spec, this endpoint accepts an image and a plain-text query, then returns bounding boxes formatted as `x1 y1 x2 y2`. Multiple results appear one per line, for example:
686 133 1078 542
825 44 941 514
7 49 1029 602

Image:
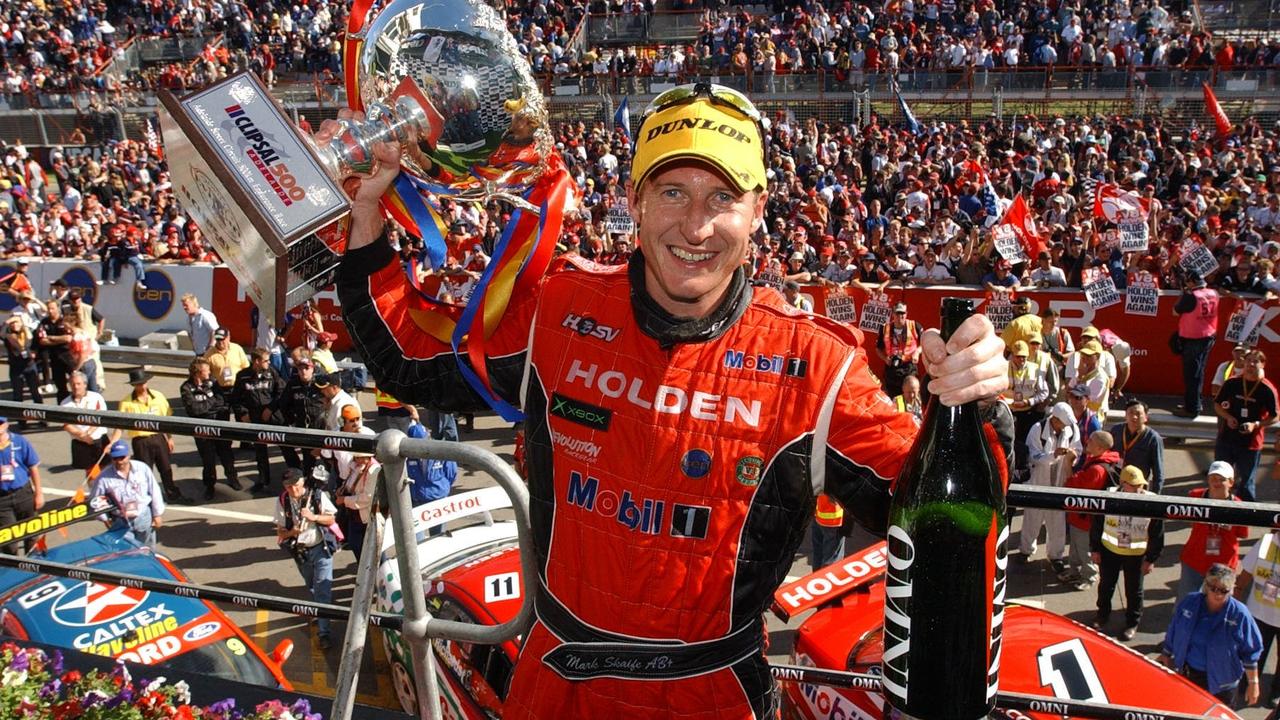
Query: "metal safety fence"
0 400 532 720
8 63 1280 146
0 397 1276 720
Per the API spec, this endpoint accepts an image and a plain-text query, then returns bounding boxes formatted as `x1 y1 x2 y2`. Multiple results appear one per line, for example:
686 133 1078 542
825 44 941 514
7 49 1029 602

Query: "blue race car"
0 525 292 688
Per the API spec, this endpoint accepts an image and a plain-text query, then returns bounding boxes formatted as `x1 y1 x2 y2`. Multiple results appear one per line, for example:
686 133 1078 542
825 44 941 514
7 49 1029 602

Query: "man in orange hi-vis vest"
877 301 923 397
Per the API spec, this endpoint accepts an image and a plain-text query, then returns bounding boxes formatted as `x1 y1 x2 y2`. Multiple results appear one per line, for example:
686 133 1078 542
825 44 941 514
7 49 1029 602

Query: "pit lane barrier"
0 398 1276 720
0 400 534 720
90 343 1273 445
768 664 1211 720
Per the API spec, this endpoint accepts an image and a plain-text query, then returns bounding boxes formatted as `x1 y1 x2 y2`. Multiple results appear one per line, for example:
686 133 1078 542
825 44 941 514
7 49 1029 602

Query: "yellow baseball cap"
631 83 766 195
1120 465 1148 487
1012 340 1029 357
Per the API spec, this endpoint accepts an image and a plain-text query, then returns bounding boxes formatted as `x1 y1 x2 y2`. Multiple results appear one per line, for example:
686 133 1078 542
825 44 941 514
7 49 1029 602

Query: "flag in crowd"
145 117 164 160
1092 182 1150 222
1202 82 1231 140
614 97 632 146
997 195 1046 259
962 160 1002 226
894 82 921 136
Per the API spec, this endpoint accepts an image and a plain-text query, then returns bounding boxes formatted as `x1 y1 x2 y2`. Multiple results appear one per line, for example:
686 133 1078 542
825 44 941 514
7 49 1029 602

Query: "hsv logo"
50 582 150 626
723 350 808 378
562 314 620 342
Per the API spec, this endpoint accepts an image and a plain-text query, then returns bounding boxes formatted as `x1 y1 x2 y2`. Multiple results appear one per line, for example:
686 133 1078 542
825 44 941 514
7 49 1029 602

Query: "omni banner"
0 401 379 455
767 664 1206 720
0 552 404 630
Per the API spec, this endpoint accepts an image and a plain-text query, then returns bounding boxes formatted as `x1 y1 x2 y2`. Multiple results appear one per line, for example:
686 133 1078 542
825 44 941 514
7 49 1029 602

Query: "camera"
279 536 308 561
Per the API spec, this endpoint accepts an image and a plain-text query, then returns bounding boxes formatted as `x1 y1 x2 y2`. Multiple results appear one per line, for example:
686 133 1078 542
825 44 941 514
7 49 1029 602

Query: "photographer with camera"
876 302 923 398
273 467 338 650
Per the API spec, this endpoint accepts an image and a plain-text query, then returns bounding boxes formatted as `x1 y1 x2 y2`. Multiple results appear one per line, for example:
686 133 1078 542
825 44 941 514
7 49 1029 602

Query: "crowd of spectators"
531 107 1280 300
12 0 1280 106
3 101 1280 304
0 0 1278 302
0 137 218 265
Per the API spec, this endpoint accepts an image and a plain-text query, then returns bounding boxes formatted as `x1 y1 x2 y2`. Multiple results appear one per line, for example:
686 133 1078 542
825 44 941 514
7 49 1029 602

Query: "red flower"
59 670 81 684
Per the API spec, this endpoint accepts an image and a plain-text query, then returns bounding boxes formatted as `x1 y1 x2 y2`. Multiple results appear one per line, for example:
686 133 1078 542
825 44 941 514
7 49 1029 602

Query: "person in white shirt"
90 440 165 549
1065 327 1116 389
1022 402 1083 571
60 371 109 470
324 405 379 562
273 467 338 649
1237 528 1280 707
1212 344 1250 400
1028 251 1068 287
317 373 359 431
911 246 955 284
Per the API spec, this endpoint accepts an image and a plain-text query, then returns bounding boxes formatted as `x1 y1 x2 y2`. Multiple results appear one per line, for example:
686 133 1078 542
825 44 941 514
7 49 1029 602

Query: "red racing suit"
337 241 919 719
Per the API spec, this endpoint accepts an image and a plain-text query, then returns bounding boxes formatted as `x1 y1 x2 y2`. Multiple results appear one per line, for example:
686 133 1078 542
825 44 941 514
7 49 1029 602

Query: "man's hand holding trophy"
158 0 572 327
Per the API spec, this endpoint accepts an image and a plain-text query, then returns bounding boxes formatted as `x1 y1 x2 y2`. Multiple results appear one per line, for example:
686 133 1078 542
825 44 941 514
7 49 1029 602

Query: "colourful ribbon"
452 168 571 422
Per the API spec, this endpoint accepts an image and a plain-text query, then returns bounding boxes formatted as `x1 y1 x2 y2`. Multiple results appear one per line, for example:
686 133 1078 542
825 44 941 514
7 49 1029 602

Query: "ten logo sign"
134 269 175 320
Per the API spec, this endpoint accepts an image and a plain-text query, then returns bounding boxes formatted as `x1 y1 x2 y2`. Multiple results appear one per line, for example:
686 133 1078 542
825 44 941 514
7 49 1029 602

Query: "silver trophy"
157 0 554 323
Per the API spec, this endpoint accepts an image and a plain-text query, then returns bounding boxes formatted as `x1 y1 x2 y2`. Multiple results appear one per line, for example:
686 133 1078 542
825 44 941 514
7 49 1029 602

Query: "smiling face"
627 162 765 319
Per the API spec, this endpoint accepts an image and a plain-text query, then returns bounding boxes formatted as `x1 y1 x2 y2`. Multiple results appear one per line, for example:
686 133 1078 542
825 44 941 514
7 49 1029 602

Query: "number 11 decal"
484 572 520 603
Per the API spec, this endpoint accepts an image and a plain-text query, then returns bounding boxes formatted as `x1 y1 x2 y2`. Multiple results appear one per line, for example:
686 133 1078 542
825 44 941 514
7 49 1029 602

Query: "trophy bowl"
350 0 554 205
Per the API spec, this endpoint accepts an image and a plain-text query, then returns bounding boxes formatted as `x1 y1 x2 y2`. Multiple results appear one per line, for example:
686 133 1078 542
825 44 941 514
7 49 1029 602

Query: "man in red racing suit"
328 84 1006 720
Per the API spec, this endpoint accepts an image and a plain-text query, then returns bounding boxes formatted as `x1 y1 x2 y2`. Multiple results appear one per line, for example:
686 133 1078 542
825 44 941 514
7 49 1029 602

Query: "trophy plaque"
158 73 350 324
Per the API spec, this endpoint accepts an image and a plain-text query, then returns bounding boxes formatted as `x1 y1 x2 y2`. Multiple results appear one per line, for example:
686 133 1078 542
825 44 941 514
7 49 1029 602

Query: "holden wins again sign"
157 72 349 323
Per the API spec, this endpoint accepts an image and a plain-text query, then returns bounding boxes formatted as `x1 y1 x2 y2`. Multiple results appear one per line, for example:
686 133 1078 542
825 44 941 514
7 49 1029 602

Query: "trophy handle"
308 91 436 179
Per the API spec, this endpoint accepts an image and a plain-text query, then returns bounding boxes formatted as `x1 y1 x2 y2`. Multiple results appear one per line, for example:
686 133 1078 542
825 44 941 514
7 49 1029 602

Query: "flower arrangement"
0 643 323 720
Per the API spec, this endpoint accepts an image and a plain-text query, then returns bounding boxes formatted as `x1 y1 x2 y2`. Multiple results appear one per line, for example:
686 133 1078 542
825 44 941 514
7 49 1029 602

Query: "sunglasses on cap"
645 82 762 125
642 82 766 162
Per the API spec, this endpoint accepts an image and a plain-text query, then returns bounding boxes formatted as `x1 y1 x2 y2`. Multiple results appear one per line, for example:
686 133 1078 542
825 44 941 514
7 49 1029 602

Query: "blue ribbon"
394 173 447 271
449 200 527 423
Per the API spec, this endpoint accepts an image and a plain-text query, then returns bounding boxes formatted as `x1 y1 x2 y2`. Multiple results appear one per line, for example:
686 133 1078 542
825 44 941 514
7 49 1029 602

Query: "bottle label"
882 524 914 703
987 523 1009 701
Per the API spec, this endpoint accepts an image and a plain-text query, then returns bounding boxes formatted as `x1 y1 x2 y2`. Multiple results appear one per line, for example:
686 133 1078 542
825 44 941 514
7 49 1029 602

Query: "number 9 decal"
227 638 247 656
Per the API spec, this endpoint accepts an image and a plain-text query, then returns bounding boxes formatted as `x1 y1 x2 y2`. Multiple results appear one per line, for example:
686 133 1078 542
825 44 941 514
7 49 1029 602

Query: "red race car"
772 542 1241 720
376 490 1238 719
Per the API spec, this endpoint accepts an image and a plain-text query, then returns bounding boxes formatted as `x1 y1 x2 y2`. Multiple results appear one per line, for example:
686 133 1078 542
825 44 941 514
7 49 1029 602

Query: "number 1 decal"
484 572 520 603
1036 638 1108 703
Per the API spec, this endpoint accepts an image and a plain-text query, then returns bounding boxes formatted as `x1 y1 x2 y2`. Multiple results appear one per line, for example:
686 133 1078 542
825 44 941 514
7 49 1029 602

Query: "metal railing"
11 62 1280 146
0 399 535 720
1 395 1276 720
585 13 651 44
542 65 1280 98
